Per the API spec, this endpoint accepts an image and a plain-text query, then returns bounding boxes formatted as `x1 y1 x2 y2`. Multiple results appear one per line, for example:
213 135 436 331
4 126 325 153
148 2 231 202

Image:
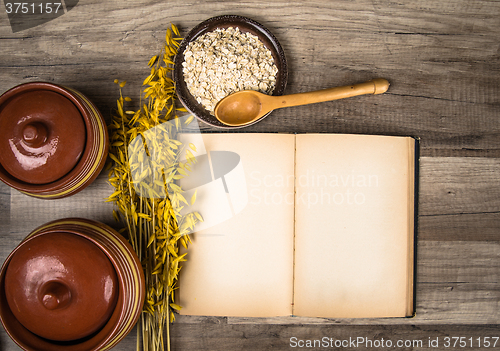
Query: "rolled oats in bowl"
174 15 287 129
182 27 278 115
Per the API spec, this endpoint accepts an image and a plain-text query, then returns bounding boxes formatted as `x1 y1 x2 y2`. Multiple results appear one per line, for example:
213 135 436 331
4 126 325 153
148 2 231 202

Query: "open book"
178 133 416 318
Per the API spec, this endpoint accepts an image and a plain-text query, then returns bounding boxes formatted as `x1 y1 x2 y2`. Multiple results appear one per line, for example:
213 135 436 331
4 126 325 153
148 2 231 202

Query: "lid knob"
40 281 72 310
22 122 48 147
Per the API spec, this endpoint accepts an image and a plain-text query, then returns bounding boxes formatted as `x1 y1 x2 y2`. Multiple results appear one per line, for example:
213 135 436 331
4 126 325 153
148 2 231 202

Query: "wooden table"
1 1 499 350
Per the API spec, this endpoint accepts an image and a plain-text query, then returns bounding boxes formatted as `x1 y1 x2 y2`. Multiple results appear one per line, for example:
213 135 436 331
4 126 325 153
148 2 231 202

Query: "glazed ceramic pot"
0 218 145 351
0 82 109 199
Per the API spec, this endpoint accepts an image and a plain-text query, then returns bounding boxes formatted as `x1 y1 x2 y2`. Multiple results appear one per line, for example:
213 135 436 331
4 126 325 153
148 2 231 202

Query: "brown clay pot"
0 218 145 351
0 82 109 199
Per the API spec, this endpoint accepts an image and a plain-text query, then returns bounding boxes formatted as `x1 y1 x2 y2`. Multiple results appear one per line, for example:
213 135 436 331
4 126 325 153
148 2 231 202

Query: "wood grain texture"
8 173 116 236
168 323 500 350
1 1 499 156
0 0 499 350
418 157 500 241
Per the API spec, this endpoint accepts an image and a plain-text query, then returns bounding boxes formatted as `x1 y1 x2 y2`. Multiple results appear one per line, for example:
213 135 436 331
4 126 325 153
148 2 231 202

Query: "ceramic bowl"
0 218 145 351
0 82 109 199
173 15 288 129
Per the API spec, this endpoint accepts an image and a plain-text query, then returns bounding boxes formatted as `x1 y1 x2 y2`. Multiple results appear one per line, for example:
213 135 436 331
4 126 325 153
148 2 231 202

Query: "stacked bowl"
0 218 145 351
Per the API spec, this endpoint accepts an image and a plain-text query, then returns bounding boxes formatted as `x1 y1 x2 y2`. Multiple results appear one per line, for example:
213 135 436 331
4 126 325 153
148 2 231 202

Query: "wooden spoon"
214 78 390 126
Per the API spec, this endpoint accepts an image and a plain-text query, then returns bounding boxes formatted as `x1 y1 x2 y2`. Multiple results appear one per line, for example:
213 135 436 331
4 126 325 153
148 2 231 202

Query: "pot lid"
0 89 86 184
4 232 119 342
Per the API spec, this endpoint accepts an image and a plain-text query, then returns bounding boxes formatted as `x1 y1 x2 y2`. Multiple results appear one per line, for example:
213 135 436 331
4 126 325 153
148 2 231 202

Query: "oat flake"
182 27 278 114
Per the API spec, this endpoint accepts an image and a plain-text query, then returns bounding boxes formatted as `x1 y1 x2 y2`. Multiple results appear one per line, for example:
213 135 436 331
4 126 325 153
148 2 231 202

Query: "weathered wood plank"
417 156 500 240
2 0 499 36
9 173 116 237
0 183 10 226
419 157 500 216
7 321 496 351
169 323 500 351
416 241 499 285
419 212 500 241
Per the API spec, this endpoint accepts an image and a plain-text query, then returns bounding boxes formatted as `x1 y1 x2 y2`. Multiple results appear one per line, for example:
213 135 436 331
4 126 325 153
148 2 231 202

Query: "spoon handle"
268 78 389 111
